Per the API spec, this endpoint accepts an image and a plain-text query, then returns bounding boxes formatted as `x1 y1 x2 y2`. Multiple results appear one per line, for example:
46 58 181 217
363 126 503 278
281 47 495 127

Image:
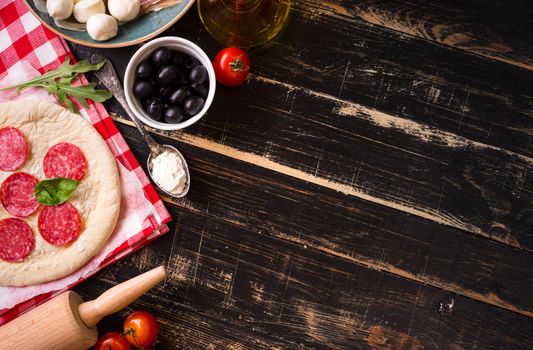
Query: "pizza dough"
0 100 121 286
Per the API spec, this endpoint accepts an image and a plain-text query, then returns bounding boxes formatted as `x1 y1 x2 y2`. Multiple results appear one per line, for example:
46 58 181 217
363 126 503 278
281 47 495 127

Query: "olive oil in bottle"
198 0 291 48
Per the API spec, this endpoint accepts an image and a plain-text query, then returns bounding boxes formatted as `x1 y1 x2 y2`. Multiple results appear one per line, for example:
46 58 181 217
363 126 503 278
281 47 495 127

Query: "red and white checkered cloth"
0 0 172 325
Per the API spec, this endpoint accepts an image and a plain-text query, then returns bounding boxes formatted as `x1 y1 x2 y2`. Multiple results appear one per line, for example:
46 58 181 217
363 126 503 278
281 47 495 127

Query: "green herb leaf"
0 56 111 112
34 177 79 206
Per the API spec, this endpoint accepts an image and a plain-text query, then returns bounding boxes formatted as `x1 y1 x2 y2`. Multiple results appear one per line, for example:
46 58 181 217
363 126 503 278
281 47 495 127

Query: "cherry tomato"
213 47 250 87
94 332 131 350
123 310 159 348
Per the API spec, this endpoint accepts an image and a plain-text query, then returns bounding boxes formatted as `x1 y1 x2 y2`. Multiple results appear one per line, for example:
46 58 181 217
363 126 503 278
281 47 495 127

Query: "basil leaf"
58 178 78 192
34 178 79 206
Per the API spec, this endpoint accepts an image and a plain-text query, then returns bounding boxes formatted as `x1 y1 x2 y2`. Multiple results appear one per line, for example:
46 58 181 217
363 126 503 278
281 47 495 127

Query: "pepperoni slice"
0 127 28 171
38 202 82 246
43 142 87 181
0 218 35 262
0 172 40 217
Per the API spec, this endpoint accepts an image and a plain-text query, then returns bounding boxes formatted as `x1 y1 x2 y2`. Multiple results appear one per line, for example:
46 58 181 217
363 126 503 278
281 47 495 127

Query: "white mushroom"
86 14 118 41
46 0 74 20
107 0 140 22
73 0 105 23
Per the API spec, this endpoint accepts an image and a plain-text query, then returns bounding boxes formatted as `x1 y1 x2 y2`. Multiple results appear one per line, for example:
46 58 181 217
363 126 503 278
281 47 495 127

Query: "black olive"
191 83 208 97
133 80 153 99
175 71 188 85
136 61 154 79
158 85 174 99
156 65 178 86
145 97 163 120
183 96 204 116
169 86 190 105
164 106 185 124
172 51 186 66
188 65 207 84
184 56 200 70
151 47 171 66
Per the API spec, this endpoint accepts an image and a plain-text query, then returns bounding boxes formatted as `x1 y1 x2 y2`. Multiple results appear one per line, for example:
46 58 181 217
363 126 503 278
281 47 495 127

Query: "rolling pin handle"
78 265 166 328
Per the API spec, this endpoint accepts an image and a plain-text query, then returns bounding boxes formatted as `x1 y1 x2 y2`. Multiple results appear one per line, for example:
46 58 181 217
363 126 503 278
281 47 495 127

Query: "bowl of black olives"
124 36 215 130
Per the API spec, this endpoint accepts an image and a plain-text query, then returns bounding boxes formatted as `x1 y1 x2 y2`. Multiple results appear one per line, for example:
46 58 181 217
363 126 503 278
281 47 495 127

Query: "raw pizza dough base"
0 100 121 286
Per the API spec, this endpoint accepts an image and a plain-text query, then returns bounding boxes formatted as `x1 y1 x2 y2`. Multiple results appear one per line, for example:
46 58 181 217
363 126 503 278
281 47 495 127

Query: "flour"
152 151 187 194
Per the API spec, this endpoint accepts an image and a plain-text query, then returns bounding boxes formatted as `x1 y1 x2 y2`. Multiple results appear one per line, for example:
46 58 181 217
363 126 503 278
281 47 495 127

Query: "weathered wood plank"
71 1 533 252
318 0 533 71
63 1 532 349
76 206 533 349
251 1 533 158
80 282 295 349
109 70 533 252
112 123 533 317
72 1 533 158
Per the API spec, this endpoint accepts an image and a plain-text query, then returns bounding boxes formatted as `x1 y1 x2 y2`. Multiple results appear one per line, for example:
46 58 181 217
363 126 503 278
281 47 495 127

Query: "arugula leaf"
55 83 112 108
0 56 112 112
34 177 79 206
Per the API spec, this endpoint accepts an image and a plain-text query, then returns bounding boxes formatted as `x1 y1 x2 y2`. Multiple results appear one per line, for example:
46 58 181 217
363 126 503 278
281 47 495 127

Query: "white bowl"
124 36 216 130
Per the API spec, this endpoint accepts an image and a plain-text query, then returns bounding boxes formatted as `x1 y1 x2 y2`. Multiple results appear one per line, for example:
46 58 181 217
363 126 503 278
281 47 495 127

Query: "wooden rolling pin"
0 265 166 350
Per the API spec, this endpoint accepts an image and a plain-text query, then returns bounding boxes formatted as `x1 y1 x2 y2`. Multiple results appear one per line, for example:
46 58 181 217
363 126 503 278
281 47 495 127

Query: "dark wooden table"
71 1 533 348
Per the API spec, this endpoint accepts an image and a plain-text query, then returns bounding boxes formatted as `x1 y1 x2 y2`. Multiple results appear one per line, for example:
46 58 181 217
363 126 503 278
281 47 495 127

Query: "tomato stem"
230 57 245 72
125 327 141 349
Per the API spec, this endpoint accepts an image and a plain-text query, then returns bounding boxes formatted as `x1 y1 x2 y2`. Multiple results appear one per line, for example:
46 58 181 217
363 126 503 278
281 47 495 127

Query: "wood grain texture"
73 0 533 252
319 0 533 71
113 125 533 317
75 205 533 349
74 0 533 158
67 0 533 348
253 1 533 158
110 77 532 251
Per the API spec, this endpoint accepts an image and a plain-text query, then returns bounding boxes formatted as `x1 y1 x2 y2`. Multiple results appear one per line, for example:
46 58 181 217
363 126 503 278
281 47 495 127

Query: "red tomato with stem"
123 310 159 348
213 47 250 87
94 332 131 350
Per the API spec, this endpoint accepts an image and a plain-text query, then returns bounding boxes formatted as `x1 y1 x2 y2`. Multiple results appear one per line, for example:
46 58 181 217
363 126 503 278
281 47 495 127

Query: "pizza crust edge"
0 100 121 286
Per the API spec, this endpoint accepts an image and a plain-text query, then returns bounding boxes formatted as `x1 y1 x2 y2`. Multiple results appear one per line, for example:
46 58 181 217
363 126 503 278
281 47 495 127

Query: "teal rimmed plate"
24 0 195 48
